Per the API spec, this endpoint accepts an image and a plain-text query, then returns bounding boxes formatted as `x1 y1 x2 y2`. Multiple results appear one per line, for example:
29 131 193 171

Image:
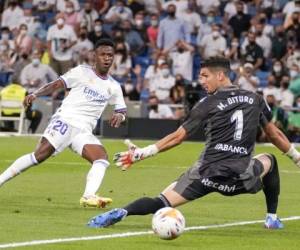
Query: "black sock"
262 154 280 214
123 195 170 216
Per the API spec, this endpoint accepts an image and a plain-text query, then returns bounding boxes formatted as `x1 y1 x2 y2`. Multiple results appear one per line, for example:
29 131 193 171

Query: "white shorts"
43 115 101 156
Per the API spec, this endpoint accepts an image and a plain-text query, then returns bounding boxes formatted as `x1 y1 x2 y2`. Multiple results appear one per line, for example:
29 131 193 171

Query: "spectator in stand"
199 24 226 59
73 26 94 65
32 0 55 13
283 0 300 23
19 8 36 36
157 4 190 51
148 95 175 119
47 13 77 75
224 0 248 24
63 1 82 32
280 76 294 109
133 12 148 44
252 23 272 58
197 0 220 15
0 40 15 72
167 40 194 81
256 12 274 38
14 24 33 57
0 27 15 50
144 0 162 14
104 0 133 24
271 60 289 87
196 9 217 41
225 37 242 71
56 0 80 13
181 0 203 42
237 63 260 92
228 1 251 39
285 11 300 46
88 19 111 46
286 46 300 70
80 1 99 32
20 50 58 95
241 32 264 70
95 0 110 16
149 62 175 103
121 19 144 56
1 0 24 31
266 94 289 134
271 25 287 60
263 75 281 102
121 77 140 101
110 41 132 82
170 74 186 104
143 53 168 90
147 13 159 51
162 0 188 19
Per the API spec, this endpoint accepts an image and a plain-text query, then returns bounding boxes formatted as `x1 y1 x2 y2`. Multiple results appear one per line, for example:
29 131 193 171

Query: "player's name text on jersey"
201 178 236 193
214 143 248 155
84 87 108 103
217 96 254 111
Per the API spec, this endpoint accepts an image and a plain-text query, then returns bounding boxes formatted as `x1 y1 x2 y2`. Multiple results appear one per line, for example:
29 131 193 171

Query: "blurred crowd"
0 0 300 140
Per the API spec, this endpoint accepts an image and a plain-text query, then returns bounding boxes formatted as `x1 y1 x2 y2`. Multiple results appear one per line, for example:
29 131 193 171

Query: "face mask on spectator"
161 68 170 77
273 65 282 73
94 25 102 32
212 31 220 39
231 42 239 47
168 11 176 17
32 58 40 66
290 70 299 78
66 7 74 14
1 33 10 40
151 20 158 26
206 16 214 23
85 9 92 14
124 83 134 93
157 59 165 66
56 18 64 26
135 19 143 27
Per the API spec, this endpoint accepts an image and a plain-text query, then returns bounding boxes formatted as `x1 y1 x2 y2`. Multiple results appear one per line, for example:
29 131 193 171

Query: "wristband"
142 144 159 158
286 144 300 161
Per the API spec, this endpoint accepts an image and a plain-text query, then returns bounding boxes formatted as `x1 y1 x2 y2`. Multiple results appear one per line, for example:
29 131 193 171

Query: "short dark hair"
200 57 231 75
95 38 115 49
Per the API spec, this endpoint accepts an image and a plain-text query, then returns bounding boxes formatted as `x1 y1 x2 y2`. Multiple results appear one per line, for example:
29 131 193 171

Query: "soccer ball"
152 207 185 240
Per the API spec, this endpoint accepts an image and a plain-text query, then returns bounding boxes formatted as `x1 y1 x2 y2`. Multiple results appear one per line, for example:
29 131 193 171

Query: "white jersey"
57 65 126 131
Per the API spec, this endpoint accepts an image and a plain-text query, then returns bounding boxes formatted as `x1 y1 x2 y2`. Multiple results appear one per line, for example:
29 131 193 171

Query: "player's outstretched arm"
114 126 187 170
23 79 65 107
263 122 300 167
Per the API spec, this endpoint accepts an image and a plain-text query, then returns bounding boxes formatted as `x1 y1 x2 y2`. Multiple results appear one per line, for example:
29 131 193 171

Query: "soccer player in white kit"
0 39 127 208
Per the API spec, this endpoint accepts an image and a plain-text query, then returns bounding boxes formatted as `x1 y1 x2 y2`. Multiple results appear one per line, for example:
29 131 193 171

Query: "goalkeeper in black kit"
88 57 300 229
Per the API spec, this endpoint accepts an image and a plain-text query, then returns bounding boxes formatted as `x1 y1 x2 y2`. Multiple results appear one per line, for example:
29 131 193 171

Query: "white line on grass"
0 216 299 249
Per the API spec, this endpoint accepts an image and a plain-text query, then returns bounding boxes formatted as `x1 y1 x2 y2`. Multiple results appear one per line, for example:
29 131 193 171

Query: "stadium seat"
255 70 269 87
0 72 12 87
0 100 25 135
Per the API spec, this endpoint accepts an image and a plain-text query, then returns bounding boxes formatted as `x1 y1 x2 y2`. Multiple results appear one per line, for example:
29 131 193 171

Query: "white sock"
83 159 109 198
0 153 38 186
266 213 277 220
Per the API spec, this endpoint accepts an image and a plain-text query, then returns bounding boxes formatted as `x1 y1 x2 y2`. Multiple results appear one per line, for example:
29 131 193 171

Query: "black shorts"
173 159 264 201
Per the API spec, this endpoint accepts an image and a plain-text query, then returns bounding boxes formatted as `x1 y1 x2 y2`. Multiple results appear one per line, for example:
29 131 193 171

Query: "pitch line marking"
0 216 299 249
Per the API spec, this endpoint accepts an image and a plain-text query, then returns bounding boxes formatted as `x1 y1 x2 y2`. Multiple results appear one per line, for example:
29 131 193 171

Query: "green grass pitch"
0 137 299 250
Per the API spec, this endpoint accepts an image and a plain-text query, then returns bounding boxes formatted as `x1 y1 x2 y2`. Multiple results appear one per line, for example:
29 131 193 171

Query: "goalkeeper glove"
113 139 159 170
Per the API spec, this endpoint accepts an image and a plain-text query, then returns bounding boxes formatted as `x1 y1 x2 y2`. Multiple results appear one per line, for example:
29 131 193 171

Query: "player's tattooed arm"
23 79 65 107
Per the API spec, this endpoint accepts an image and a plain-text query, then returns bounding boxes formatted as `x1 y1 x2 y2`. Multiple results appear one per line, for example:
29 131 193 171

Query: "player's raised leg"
79 144 112 208
87 182 189 227
255 153 283 229
0 138 55 187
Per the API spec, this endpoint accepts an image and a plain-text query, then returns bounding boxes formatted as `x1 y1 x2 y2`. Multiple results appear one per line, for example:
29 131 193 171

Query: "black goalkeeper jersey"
182 85 272 178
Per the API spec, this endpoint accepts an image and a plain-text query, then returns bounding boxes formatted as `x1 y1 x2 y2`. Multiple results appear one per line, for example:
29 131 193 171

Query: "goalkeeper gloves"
285 144 300 168
113 139 159 170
